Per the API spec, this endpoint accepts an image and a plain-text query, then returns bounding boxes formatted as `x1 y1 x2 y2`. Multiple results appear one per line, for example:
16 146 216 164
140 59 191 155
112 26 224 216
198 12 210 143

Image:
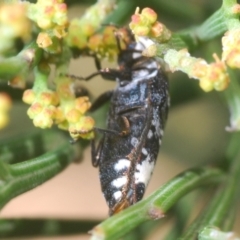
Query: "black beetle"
69 29 169 215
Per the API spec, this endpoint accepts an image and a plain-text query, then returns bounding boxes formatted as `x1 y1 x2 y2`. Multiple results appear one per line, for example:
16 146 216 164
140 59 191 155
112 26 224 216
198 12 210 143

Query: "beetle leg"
66 68 123 82
94 116 130 137
91 116 129 167
66 72 102 81
94 127 122 136
119 116 130 136
91 137 104 167
93 55 102 71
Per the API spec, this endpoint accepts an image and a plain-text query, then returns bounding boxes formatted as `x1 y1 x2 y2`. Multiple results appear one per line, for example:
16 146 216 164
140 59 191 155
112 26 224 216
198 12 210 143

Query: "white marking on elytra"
151 119 155 125
114 159 130 171
159 139 162 146
147 130 153 139
135 155 155 185
134 36 155 52
131 137 139 147
132 52 141 59
133 69 158 81
131 36 158 81
142 148 148 155
113 191 122 201
111 176 127 188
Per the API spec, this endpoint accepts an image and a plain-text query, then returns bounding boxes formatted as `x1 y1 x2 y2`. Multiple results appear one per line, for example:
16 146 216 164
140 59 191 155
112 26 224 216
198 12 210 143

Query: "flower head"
0 2 31 54
55 76 95 141
0 92 12 129
164 49 229 92
222 28 240 68
129 7 171 42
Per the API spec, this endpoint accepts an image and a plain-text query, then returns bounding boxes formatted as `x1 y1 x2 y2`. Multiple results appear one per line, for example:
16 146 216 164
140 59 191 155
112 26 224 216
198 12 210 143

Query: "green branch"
0 132 78 210
90 167 224 240
103 1 136 25
0 218 100 238
223 70 240 132
176 8 226 49
179 135 240 240
0 130 45 164
175 0 239 49
164 192 197 240
0 42 42 81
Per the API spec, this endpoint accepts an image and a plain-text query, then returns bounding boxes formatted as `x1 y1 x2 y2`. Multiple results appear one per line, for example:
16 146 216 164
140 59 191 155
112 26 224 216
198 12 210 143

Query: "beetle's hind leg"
90 116 130 167
119 116 130 136
94 116 130 137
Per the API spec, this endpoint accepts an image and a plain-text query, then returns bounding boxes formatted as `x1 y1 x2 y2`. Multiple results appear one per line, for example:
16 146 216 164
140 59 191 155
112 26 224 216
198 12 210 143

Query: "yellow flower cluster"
23 89 59 128
0 2 31 54
0 93 12 129
128 7 240 93
66 0 116 59
129 7 171 42
222 28 240 69
0 1 68 54
28 0 68 30
88 27 130 60
23 76 95 141
199 54 229 92
56 77 95 141
27 0 68 53
164 49 230 92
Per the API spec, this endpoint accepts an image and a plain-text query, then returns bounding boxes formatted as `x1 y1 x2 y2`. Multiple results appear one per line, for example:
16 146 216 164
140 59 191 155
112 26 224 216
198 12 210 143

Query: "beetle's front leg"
66 67 123 82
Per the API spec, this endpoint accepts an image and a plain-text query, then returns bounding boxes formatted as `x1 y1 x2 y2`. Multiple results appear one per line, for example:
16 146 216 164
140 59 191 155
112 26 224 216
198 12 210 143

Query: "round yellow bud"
141 8 157 24
33 113 53 128
22 89 36 105
0 113 8 129
75 97 91 114
66 109 81 123
37 32 53 48
0 92 12 111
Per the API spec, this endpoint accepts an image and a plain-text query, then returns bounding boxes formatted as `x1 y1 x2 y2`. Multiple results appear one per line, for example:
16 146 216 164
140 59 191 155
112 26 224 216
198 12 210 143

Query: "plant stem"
0 130 45 164
0 132 78 210
164 192 197 240
149 0 202 24
198 226 240 240
178 135 240 240
0 42 42 81
224 70 240 132
176 0 239 49
0 218 100 238
194 8 227 42
103 1 136 25
222 207 236 232
90 167 223 240
177 8 227 49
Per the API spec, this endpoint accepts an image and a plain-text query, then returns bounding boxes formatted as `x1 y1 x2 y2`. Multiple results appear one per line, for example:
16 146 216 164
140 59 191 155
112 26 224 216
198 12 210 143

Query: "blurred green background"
0 1 239 239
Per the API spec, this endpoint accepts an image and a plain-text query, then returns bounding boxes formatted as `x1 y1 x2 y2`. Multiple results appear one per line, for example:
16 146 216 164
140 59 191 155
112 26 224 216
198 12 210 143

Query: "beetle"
70 29 169 215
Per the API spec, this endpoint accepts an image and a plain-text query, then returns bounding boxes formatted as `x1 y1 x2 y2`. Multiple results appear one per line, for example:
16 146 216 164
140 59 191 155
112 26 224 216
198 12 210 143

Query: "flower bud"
22 89 36 104
37 32 53 48
141 8 157 24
